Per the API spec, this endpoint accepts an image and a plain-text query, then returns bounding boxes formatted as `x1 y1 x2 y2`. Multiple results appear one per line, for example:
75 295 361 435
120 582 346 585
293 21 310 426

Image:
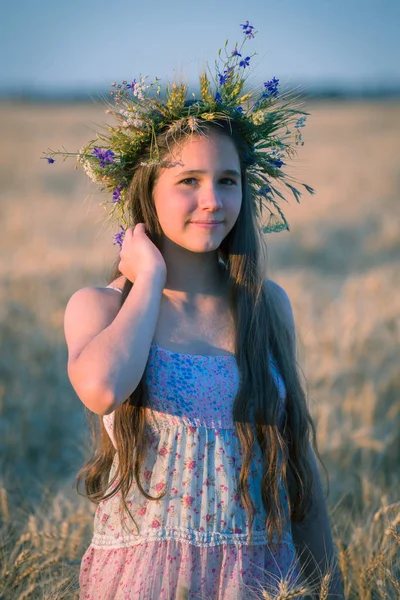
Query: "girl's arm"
65 271 165 415
268 280 344 598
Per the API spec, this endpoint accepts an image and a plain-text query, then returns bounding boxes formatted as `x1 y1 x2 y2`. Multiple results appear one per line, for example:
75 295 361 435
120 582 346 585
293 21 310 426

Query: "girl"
59 24 344 600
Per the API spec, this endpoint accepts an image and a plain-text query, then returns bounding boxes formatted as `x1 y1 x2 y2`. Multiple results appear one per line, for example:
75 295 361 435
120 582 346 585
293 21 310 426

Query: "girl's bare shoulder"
64 278 126 365
65 275 126 325
103 275 126 294
265 278 296 346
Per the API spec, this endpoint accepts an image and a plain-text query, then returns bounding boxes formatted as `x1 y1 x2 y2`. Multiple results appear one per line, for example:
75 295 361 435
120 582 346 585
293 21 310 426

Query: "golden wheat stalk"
17 581 42 600
0 487 9 522
67 521 87 558
17 576 52 600
13 552 48 587
57 520 70 556
26 555 60 584
272 585 311 599
2 548 34 582
319 571 333 600
373 502 400 522
337 540 348 584
385 525 400 545
384 566 400 593
28 515 40 549
14 531 33 547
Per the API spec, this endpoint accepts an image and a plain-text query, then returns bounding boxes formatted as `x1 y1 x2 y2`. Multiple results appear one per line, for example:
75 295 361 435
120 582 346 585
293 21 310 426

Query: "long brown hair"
76 118 324 546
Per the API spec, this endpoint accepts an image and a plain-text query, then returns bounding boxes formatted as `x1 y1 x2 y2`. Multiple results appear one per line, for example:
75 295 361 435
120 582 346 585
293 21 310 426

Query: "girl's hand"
118 223 167 285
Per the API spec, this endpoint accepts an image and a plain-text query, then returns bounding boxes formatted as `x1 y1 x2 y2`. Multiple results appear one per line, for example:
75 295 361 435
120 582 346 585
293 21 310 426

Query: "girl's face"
153 132 242 253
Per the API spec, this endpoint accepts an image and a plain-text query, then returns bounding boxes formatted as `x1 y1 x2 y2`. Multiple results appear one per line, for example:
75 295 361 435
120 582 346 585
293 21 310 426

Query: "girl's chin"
161 230 226 250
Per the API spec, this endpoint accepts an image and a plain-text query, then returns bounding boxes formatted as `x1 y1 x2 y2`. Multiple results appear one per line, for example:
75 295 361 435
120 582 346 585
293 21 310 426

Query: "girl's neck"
162 261 229 302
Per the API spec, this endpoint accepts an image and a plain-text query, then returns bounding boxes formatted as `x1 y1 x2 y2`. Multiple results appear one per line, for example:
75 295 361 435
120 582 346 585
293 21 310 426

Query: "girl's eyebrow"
174 169 240 178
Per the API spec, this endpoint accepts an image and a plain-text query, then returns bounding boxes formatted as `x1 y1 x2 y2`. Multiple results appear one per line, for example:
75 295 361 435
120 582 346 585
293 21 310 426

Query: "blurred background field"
1 0 400 594
0 98 399 598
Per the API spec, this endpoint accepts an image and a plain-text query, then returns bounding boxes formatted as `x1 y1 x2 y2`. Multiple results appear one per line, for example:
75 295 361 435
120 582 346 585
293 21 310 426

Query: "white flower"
78 147 101 183
132 76 150 101
124 117 146 129
118 108 146 129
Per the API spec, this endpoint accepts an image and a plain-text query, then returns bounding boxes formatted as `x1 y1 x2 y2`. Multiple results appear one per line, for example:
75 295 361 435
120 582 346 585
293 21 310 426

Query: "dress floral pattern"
80 288 302 599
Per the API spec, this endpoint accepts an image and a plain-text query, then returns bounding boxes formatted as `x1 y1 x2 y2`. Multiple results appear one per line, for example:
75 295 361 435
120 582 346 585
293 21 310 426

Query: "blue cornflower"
240 21 255 38
258 184 272 196
112 184 123 203
271 158 283 168
215 92 222 103
236 106 244 113
92 148 115 168
295 116 307 128
231 46 242 57
218 67 234 85
113 225 126 249
269 153 284 169
239 56 251 69
263 77 279 98
46 157 55 164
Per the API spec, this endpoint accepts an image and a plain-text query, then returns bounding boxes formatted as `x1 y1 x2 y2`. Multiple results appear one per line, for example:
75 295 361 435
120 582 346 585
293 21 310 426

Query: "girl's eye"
180 178 198 185
179 178 237 186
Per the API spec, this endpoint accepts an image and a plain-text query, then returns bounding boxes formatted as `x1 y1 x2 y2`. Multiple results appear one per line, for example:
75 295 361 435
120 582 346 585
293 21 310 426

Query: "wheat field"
0 100 399 598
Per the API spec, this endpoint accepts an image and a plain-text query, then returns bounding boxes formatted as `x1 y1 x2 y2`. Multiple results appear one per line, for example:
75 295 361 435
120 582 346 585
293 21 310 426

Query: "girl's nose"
198 183 223 208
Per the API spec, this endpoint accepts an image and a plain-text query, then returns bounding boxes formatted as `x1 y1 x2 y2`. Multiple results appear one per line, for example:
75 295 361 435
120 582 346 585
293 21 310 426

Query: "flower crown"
42 22 314 249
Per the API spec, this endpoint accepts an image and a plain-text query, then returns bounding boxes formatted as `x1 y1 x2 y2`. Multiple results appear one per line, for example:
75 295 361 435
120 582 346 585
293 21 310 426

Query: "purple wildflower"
240 21 255 38
91 147 115 168
46 157 55 164
239 56 251 69
231 46 242 57
112 184 123 203
125 79 136 91
113 225 126 249
263 77 279 98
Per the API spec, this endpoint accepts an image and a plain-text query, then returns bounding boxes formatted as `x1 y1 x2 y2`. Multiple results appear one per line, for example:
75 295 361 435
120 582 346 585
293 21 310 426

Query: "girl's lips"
191 222 223 228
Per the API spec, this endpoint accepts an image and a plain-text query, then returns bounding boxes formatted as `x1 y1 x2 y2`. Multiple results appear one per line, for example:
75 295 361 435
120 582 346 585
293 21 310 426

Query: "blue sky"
1 0 399 93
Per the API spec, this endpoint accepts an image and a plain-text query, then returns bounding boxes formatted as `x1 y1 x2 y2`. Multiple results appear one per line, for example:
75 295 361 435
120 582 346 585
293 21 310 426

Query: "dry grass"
0 100 399 598
0 487 93 599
